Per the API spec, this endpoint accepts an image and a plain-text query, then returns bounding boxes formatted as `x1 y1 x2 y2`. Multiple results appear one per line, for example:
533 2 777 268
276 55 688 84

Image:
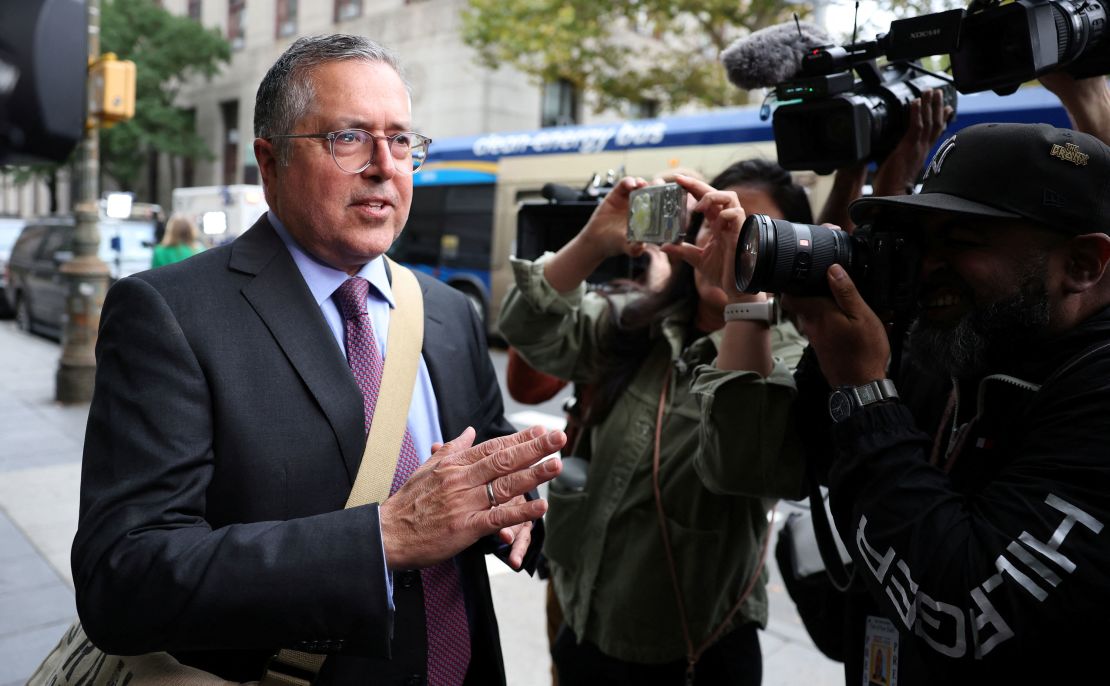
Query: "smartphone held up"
627 183 688 244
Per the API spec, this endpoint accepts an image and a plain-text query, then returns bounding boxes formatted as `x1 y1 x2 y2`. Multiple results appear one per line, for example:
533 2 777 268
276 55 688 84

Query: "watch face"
829 390 853 423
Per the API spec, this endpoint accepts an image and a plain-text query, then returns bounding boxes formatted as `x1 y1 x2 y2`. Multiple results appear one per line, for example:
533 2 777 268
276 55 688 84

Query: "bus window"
394 183 495 273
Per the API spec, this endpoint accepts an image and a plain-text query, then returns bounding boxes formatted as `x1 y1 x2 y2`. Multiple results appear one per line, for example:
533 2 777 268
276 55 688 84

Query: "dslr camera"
769 12 962 174
627 183 688 244
734 214 922 318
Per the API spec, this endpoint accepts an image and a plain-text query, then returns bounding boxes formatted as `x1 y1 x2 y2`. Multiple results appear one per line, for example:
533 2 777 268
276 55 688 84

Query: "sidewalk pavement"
0 320 842 686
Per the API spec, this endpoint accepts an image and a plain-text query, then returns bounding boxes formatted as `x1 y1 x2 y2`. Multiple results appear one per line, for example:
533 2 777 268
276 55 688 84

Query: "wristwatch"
828 379 899 423
723 297 779 325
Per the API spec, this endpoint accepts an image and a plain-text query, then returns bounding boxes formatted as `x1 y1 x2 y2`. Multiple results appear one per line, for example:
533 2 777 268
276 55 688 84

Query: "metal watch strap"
849 378 899 406
829 378 899 423
723 297 778 324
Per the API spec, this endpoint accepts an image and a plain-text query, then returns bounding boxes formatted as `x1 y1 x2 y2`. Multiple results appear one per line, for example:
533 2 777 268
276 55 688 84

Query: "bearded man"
784 122 1110 685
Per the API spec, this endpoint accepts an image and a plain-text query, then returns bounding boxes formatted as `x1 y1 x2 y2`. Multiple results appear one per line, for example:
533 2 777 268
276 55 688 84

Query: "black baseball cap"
850 123 1110 235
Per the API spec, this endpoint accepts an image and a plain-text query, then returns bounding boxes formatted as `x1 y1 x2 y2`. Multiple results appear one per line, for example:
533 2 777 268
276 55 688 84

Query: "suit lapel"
233 217 365 484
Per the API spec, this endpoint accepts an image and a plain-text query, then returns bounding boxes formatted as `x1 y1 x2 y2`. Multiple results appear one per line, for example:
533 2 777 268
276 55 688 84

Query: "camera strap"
806 458 856 592
650 364 775 685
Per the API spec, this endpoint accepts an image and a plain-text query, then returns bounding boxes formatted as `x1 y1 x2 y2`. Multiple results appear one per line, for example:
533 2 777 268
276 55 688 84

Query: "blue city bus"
391 86 1069 333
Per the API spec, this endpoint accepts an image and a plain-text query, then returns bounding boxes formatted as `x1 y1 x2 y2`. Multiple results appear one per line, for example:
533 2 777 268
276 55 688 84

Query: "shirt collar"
268 210 396 309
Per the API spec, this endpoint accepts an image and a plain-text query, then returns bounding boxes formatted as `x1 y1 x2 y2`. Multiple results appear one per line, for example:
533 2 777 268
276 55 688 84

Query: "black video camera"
734 214 922 319
515 172 647 285
951 0 1110 95
770 12 963 175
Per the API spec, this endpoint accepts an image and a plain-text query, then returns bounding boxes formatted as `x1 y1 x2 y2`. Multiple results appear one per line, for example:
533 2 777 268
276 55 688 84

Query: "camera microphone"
541 183 582 202
720 21 833 90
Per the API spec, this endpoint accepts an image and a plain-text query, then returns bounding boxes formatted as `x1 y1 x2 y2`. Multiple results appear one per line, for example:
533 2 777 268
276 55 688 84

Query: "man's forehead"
303 60 411 120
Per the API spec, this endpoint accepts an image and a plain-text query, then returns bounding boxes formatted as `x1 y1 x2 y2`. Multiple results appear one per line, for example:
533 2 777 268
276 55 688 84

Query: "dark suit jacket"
72 216 530 685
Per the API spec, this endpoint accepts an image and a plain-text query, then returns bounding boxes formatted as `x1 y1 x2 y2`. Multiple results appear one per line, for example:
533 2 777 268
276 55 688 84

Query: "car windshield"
0 222 24 254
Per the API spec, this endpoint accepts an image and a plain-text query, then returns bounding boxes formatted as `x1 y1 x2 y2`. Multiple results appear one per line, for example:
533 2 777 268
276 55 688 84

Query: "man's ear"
254 137 279 189
1061 233 1110 294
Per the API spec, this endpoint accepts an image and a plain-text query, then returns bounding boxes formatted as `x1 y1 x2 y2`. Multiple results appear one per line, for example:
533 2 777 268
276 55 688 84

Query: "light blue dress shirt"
268 211 444 460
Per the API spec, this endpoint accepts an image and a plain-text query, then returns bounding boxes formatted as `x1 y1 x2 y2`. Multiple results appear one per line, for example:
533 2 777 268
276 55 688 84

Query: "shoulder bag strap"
262 258 425 686
345 257 424 508
651 364 775 684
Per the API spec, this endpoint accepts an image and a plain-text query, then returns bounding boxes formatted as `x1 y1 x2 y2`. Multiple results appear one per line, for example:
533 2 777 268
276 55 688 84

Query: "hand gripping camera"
733 214 922 319
768 12 963 174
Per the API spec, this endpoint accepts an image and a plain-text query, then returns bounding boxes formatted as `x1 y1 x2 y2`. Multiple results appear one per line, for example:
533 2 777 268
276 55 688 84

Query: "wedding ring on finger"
485 481 498 508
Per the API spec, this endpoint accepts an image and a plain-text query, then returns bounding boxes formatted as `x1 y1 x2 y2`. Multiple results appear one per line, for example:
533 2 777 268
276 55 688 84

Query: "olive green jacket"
499 255 807 663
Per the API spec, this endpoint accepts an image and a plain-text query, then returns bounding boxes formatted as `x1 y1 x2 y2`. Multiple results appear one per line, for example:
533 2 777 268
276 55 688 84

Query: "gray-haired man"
73 34 563 686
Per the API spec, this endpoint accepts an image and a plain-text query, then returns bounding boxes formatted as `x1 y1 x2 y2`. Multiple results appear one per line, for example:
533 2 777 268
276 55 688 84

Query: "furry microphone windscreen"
721 21 835 90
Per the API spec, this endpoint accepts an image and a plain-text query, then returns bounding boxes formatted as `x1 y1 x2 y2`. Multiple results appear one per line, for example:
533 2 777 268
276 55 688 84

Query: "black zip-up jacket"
799 306 1110 684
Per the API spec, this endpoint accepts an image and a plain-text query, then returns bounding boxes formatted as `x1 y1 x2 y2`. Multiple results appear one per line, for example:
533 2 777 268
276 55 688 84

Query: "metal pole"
56 0 111 404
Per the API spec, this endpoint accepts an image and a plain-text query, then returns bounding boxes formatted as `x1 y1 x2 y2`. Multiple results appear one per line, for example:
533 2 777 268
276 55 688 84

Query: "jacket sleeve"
497 254 617 385
72 276 393 656
689 322 809 499
826 362 1110 668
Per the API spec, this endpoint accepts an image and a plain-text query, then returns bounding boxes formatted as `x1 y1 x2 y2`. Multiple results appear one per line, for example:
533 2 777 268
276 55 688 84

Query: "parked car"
5 205 160 338
0 216 26 318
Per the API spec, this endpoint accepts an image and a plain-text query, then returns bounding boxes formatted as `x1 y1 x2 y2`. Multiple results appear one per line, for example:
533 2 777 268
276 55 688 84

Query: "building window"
228 0 245 51
188 0 201 22
276 0 297 38
221 100 240 186
334 0 362 22
541 79 579 128
630 99 659 120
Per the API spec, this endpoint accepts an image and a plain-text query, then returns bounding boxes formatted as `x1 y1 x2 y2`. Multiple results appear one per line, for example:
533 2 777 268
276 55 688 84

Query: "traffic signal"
89 53 136 126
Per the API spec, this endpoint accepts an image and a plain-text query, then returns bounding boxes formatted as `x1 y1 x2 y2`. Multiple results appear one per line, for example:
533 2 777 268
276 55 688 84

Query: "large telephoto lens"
735 214 856 294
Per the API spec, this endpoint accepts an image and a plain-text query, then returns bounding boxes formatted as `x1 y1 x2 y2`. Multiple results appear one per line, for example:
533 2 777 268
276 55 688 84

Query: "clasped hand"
380 425 565 571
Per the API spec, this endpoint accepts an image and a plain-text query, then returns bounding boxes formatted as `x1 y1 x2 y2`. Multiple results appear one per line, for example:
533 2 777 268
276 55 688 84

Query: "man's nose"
361 138 396 180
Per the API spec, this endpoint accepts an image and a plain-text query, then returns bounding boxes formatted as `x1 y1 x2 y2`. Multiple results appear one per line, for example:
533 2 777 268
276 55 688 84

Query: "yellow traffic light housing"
89 53 136 127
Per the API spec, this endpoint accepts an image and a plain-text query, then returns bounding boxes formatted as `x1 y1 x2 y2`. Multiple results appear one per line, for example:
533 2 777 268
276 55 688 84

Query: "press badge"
863 616 898 686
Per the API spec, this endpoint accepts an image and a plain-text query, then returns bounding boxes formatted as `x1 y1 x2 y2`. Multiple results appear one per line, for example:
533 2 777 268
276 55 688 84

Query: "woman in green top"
152 213 204 268
498 160 812 685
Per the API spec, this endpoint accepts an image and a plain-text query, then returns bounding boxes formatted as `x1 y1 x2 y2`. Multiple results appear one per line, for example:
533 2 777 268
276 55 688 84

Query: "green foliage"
99 0 230 188
462 0 796 113
461 0 957 116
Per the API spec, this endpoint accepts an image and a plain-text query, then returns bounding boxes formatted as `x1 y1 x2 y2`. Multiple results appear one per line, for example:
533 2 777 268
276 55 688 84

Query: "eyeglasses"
268 129 432 175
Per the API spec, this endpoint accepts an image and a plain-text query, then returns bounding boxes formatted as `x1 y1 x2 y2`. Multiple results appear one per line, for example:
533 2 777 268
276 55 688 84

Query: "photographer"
775 122 1110 683
499 160 811 685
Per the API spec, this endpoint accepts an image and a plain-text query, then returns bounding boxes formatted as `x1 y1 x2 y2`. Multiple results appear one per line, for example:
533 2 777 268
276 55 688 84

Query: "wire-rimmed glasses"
268 129 432 175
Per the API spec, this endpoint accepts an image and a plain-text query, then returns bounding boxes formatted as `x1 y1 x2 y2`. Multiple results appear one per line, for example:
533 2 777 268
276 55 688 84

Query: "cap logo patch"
925 135 957 179
1050 142 1089 166
1043 188 1066 208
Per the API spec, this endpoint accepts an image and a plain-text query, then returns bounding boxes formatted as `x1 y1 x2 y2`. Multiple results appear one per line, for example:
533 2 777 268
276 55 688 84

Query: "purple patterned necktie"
334 277 471 686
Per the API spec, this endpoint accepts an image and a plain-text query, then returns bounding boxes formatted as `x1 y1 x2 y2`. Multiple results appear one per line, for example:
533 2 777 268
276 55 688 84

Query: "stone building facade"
162 0 553 204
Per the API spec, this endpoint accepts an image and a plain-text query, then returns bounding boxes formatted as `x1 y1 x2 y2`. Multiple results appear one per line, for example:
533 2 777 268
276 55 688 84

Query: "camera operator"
780 122 1110 683
817 89 953 230
498 161 812 685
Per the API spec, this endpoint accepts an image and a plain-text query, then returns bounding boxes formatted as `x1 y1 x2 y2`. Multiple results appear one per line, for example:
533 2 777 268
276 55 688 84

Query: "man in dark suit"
72 34 564 686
